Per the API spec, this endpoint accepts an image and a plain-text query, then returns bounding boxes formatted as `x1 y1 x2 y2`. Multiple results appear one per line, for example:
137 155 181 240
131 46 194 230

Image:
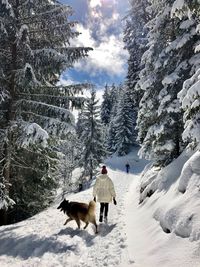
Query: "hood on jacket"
98 174 109 179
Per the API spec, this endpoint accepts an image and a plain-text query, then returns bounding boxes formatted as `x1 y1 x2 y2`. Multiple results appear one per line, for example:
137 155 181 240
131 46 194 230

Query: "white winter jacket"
93 174 116 203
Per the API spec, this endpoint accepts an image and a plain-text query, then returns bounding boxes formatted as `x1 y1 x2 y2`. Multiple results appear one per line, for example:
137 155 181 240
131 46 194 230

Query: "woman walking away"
93 165 117 223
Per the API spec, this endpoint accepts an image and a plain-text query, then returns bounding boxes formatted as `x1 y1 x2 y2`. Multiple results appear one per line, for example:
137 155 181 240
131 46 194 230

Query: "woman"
93 165 117 223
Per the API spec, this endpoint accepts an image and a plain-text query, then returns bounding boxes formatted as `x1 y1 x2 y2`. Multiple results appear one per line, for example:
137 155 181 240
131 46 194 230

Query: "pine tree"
137 0 198 166
122 1 150 155
123 0 150 108
0 0 92 224
172 0 200 148
106 84 120 153
114 87 137 156
56 133 80 195
109 84 120 118
100 84 112 125
77 90 106 180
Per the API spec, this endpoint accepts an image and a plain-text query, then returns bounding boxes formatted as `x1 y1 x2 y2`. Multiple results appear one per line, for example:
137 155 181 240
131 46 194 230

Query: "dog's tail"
88 200 96 215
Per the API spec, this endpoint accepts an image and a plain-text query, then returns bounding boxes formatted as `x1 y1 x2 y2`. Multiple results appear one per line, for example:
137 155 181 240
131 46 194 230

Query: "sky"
60 0 129 88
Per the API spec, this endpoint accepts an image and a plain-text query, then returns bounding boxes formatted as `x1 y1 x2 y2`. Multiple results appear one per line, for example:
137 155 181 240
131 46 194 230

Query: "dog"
57 199 98 234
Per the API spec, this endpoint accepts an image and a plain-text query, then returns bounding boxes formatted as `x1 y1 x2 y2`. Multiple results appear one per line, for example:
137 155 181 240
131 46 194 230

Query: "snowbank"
139 149 200 241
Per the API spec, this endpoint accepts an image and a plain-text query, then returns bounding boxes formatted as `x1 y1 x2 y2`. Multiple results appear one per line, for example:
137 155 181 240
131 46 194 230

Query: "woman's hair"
101 165 107 174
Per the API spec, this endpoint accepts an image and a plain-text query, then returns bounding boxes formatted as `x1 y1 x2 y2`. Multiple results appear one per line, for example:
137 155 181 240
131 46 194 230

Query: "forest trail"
0 149 147 267
0 149 199 267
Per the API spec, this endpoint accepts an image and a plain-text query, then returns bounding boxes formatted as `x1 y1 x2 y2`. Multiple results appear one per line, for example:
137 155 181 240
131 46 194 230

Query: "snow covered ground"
0 148 200 267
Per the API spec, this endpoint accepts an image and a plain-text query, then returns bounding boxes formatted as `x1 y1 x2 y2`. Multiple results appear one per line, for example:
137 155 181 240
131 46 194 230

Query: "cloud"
62 0 129 86
72 1 128 79
74 25 128 76
57 74 79 86
89 0 102 8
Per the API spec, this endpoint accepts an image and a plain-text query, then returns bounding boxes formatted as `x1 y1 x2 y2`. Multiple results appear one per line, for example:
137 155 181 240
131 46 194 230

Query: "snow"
179 19 195 30
182 114 200 145
178 150 200 193
21 123 49 147
16 25 29 42
181 78 200 108
171 30 196 51
178 67 200 145
171 0 192 19
0 89 9 104
2 0 14 17
195 44 200 53
0 148 200 266
162 73 180 85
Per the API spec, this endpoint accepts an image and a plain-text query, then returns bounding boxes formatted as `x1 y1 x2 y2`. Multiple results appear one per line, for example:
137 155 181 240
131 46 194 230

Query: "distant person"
125 163 130 173
93 165 117 223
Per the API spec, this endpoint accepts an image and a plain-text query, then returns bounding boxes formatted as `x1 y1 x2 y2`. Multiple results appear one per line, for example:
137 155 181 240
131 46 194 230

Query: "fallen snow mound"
139 149 200 241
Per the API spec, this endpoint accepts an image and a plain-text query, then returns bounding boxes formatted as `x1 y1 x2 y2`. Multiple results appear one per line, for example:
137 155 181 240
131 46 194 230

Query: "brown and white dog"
57 199 98 234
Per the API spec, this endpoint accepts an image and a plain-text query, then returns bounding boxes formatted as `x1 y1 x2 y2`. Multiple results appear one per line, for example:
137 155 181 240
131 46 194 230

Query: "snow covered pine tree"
77 90 106 180
0 0 92 225
106 84 120 154
114 86 138 156
136 0 198 166
100 84 112 125
171 0 200 149
123 0 150 109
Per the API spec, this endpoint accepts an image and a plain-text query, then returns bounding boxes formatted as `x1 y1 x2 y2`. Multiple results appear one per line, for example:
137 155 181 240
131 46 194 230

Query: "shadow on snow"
0 223 117 259
0 233 77 260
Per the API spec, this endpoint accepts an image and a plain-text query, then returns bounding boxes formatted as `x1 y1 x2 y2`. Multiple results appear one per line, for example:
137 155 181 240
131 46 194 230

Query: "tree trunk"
0 210 7 226
175 138 180 158
89 159 93 180
89 171 93 180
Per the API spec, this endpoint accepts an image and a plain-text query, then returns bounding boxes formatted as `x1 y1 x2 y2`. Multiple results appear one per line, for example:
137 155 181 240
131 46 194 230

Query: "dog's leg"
94 221 98 234
75 218 81 229
64 218 73 225
83 222 89 229
91 218 98 234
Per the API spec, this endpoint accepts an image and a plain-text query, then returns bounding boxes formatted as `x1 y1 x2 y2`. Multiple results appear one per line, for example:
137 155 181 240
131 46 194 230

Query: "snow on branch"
19 122 49 148
31 83 93 96
33 47 92 70
171 0 192 19
15 63 41 87
16 24 29 44
57 82 94 94
59 47 93 64
16 99 75 124
0 181 15 210
20 112 75 138
19 3 73 22
179 68 200 108
1 0 14 18
178 68 200 147
182 113 200 145
0 88 9 104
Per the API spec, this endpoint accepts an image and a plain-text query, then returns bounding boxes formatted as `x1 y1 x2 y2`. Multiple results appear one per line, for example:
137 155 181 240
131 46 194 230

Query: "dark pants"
100 203 109 217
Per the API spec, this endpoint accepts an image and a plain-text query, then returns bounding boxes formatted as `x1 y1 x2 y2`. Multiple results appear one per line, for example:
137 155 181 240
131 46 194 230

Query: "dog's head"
57 199 69 214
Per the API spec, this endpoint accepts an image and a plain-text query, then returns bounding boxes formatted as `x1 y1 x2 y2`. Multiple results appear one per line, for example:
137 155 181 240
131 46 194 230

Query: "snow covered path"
0 151 145 267
0 150 200 267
